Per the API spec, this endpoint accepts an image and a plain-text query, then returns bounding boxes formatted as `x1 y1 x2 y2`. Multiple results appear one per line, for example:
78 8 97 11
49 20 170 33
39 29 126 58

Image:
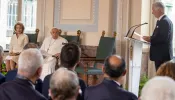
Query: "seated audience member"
49 67 79 100
40 27 67 80
140 76 175 100
157 60 175 80
85 55 137 100
6 22 29 71
0 49 47 100
42 43 86 100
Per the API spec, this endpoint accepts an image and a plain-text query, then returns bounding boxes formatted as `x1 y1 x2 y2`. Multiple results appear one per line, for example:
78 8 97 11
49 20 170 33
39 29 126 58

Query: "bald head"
104 55 126 78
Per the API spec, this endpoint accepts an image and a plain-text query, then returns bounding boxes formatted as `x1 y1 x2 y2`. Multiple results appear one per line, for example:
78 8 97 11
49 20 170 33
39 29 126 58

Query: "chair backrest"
60 30 81 44
95 31 116 59
25 29 39 44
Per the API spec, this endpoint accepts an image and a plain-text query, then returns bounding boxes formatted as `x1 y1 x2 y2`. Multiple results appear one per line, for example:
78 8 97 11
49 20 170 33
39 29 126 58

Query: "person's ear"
122 69 127 76
36 67 42 77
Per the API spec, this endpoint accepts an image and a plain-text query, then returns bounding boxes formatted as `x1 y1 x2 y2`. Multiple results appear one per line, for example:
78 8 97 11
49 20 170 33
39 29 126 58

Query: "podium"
125 37 149 96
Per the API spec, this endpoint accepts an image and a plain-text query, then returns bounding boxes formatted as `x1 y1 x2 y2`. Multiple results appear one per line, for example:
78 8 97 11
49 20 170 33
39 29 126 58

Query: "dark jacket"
0 78 47 100
85 78 137 100
150 15 173 61
42 74 86 100
0 73 5 85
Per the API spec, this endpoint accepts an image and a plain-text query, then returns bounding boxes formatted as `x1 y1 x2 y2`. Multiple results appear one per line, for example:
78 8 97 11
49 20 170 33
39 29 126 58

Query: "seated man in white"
40 28 67 80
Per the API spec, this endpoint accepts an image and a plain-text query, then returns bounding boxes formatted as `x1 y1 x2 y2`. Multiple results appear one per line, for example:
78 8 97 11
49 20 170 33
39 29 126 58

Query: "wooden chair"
59 29 81 44
75 31 117 85
25 29 39 44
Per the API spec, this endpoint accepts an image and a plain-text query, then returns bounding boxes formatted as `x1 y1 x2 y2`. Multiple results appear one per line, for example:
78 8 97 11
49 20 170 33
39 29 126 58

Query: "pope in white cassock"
40 28 68 80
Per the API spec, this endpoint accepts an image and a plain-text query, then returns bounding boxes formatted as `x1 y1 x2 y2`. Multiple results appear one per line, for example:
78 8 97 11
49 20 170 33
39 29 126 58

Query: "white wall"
37 0 114 46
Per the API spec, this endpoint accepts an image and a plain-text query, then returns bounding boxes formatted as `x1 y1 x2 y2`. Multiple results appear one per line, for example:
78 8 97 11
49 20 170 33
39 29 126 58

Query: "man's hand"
142 36 151 42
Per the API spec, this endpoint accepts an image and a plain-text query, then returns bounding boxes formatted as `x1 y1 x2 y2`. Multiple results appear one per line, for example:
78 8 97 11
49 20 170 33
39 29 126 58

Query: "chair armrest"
80 58 105 62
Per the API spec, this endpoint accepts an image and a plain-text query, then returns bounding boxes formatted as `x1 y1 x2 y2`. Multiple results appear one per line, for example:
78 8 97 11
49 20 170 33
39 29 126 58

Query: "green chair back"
96 36 116 59
26 34 38 43
25 29 39 44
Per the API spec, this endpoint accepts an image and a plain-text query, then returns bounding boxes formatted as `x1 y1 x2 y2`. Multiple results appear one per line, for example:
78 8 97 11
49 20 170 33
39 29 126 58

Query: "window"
0 0 37 50
22 0 37 33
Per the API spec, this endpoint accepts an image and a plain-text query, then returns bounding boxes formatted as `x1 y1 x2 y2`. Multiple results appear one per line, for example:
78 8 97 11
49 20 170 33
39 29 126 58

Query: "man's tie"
156 20 160 26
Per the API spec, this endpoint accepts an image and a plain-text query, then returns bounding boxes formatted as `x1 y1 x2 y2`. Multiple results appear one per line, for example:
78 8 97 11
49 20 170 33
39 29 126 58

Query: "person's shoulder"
35 90 47 100
23 34 28 37
86 82 104 92
59 36 67 42
119 88 138 99
161 15 172 23
0 80 15 88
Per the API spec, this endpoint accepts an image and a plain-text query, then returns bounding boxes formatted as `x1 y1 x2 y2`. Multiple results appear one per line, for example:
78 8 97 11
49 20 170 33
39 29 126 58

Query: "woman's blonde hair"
157 60 175 80
14 22 25 33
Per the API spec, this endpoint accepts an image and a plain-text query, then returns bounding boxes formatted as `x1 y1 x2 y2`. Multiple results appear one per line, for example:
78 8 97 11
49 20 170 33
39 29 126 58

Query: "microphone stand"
130 23 148 38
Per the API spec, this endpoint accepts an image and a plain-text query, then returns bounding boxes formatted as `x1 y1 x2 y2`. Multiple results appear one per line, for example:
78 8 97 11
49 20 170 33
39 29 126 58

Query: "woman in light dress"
6 22 29 71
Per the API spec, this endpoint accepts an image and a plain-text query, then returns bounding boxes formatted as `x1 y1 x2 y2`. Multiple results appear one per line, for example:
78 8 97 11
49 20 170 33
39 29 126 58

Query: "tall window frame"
0 0 37 50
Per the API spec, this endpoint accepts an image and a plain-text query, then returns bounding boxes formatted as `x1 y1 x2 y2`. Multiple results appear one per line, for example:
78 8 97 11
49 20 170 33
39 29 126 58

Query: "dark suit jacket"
150 15 173 61
5 69 43 93
42 74 86 100
0 78 47 100
85 78 137 100
0 73 5 85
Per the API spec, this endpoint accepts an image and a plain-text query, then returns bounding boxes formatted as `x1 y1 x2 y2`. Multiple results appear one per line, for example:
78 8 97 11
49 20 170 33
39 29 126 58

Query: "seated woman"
5 22 29 71
156 60 175 80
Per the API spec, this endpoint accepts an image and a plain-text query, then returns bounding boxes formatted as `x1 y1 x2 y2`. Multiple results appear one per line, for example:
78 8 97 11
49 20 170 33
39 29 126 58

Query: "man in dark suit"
143 1 173 71
42 42 86 100
0 49 47 100
0 73 5 84
85 55 137 100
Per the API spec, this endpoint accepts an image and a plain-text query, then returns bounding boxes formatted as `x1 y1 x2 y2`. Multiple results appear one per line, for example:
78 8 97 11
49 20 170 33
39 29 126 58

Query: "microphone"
125 22 148 37
130 22 148 38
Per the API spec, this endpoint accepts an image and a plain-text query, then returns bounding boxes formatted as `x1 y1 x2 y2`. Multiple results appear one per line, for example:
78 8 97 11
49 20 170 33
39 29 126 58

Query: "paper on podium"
132 32 149 43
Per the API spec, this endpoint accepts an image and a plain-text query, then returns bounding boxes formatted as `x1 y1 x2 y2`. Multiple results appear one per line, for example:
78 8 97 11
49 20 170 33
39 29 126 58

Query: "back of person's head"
104 55 126 78
23 43 38 50
18 48 43 78
157 61 175 80
60 42 81 69
141 76 175 100
49 67 79 100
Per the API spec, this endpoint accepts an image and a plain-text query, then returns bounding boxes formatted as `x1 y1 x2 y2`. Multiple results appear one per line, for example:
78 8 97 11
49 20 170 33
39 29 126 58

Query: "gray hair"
153 2 165 13
141 76 175 100
18 48 43 77
50 67 79 100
